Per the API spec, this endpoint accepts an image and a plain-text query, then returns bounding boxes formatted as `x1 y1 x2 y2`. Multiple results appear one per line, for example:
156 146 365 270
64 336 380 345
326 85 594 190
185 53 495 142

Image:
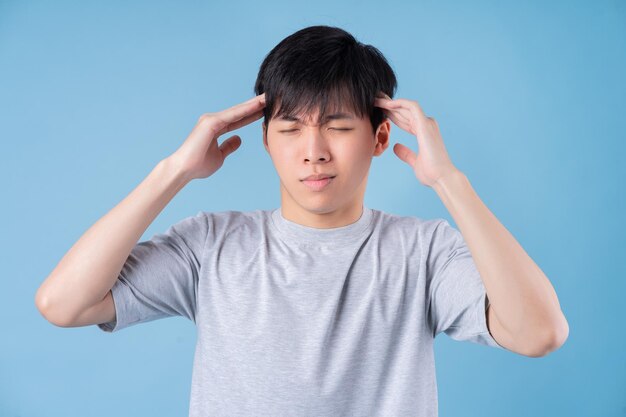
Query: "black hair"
253 25 397 134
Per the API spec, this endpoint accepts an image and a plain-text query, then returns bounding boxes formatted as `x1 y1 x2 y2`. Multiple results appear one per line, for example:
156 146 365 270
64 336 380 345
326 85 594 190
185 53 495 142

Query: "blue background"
1 0 624 416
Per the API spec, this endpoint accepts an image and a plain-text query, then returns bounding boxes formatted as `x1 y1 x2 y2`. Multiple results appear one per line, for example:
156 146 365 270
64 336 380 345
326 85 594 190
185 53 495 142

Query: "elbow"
525 316 570 358
546 316 570 355
35 288 75 328
35 287 50 319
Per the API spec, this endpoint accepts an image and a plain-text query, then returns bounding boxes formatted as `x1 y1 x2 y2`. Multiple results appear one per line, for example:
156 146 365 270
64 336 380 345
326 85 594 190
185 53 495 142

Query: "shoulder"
196 208 271 237
369 209 451 254
372 208 445 237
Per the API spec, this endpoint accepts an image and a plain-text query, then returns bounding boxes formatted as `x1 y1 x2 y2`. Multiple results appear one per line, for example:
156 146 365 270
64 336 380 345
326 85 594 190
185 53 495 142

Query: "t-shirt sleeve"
97 211 209 333
424 218 505 349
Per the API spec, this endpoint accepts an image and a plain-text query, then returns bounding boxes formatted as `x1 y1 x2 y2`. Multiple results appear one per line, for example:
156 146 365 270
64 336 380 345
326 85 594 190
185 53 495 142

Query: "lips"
301 174 336 181
302 176 334 191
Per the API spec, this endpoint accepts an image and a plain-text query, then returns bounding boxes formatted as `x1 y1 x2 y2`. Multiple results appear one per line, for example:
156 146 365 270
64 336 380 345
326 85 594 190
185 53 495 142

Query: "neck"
279 189 365 229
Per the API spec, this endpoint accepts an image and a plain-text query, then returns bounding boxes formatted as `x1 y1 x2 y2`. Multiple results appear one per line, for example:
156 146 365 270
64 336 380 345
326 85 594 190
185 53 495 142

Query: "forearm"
36 157 191 323
432 169 568 345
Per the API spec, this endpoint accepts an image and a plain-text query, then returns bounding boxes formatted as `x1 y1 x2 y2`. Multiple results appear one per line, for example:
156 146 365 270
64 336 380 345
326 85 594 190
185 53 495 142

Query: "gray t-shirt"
98 205 505 416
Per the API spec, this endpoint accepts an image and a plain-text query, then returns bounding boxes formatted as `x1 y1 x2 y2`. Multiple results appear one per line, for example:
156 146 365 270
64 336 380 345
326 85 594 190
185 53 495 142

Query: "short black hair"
254 25 397 134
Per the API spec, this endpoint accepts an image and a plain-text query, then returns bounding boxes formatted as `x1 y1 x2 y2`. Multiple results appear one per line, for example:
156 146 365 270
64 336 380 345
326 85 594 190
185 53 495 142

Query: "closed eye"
279 128 353 133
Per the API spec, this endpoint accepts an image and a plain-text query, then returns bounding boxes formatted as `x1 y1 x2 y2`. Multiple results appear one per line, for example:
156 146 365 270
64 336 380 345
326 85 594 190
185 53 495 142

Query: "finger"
385 111 413 133
227 108 265 131
211 103 264 135
246 93 266 104
392 98 429 128
229 95 266 115
374 98 403 110
219 134 242 158
393 142 418 167
375 102 412 129
376 97 426 124
224 94 265 115
378 100 425 135
391 106 415 125
218 95 267 125
214 109 264 138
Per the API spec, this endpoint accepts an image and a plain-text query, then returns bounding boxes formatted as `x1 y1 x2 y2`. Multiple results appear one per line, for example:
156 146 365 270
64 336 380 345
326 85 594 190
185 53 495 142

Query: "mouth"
301 176 335 191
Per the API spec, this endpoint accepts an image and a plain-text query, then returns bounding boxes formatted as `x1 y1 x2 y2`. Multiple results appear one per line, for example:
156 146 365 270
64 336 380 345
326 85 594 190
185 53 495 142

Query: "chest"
198 239 426 340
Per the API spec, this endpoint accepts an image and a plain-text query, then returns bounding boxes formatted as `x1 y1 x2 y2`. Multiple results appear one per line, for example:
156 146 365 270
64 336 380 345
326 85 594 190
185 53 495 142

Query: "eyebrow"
277 113 355 123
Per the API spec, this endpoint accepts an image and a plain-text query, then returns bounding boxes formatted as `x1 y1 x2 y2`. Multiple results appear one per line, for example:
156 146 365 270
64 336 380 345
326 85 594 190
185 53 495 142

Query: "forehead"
270 91 364 123
272 104 365 126
275 112 357 124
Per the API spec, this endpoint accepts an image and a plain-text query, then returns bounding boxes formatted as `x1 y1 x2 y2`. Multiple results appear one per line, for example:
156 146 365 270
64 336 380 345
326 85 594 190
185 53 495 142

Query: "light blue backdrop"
1 0 623 416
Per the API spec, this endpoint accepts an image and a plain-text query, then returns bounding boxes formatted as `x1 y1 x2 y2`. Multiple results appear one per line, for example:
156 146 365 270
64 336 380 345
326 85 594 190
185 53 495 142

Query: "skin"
169 94 268 181
35 94 270 325
37 89 568 359
260 90 569 357
375 93 569 357
261 99 391 229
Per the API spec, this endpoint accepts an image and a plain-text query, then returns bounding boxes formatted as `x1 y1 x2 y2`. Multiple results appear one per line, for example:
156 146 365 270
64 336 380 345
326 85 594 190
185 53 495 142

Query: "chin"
294 195 339 214
298 200 333 212
281 181 344 213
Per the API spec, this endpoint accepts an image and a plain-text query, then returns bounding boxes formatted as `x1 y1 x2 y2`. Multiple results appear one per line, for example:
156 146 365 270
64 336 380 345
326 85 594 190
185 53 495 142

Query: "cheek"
267 143 297 174
336 138 372 161
265 134 287 157
274 145 299 163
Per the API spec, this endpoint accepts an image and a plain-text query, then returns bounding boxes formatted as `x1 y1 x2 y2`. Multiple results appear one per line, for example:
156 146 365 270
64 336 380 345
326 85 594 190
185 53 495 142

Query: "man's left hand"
374 92 460 188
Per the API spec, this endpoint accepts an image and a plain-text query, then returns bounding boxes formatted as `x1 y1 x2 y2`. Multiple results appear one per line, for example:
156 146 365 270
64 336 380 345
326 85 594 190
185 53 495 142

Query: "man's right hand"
35 93 268 328
170 93 266 181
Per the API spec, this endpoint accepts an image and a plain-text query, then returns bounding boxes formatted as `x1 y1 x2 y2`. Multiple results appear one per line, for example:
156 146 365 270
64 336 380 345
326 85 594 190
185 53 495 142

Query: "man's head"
253 25 398 227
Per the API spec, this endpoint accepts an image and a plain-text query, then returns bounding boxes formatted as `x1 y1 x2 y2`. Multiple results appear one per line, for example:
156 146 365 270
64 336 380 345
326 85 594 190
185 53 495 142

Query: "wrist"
159 156 193 188
432 168 466 194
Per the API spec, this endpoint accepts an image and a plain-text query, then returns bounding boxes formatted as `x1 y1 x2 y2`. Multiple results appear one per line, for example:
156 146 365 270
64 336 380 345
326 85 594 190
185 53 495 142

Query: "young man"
35 25 568 416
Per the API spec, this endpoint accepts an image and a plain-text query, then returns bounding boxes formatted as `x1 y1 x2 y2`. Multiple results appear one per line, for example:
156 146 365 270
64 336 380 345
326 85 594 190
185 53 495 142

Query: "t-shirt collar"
270 205 374 248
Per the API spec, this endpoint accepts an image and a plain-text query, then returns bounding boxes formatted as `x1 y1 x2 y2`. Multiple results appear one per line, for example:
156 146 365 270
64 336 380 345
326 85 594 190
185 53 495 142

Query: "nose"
303 129 331 163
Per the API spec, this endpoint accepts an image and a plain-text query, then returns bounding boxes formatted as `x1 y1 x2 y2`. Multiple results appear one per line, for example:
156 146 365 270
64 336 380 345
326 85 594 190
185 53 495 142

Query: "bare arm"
35 92 267 327
433 170 568 356
374 93 569 357
35 157 190 326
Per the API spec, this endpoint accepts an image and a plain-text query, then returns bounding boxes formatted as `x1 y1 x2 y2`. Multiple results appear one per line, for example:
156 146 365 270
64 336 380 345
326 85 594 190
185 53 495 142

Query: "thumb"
393 143 417 168
219 135 242 158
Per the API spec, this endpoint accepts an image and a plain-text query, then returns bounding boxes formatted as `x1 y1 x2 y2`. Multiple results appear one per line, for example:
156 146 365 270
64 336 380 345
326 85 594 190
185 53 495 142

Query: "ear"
262 123 269 154
373 119 391 157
